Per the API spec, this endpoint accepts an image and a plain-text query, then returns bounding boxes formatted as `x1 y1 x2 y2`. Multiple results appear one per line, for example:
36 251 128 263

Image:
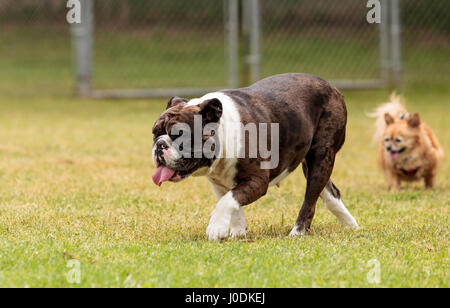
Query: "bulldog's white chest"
206 158 238 191
187 91 241 192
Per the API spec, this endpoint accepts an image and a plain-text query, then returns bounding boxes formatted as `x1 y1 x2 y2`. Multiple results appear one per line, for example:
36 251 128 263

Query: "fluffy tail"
423 124 445 161
368 92 408 144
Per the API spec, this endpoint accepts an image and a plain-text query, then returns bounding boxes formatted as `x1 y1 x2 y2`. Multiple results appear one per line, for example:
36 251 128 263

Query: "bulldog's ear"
384 113 395 125
407 113 421 128
152 117 165 136
199 98 223 123
166 96 187 110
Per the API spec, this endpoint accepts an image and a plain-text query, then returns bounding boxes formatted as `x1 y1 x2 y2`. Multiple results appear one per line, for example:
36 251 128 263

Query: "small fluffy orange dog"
371 93 444 189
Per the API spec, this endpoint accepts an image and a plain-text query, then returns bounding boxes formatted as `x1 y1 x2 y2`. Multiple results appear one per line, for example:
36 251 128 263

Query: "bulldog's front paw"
206 211 231 241
230 225 246 238
230 208 247 238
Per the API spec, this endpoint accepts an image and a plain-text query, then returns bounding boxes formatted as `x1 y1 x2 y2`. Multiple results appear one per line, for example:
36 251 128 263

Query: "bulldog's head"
151 96 223 186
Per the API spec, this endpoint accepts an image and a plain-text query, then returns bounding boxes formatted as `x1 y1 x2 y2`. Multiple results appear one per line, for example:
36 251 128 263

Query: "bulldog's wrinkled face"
383 112 421 161
151 96 222 186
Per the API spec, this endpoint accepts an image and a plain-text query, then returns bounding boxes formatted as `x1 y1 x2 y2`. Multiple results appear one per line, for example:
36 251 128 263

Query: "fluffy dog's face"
383 113 421 161
151 96 222 186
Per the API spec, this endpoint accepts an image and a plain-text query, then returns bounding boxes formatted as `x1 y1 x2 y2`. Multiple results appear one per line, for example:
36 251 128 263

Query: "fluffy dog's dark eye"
384 137 390 142
395 138 402 143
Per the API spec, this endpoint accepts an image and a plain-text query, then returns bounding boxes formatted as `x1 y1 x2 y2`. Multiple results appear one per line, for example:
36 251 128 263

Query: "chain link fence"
0 0 449 98
401 0 450 88
258 0 386 88
0 0 72 97
89 0 235 98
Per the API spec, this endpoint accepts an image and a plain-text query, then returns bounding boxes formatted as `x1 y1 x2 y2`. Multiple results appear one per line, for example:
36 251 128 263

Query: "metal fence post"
226 0 239 88
379 0 390 85
249 0 261 83
71 0 93 97
390 0 402 86
242 0 261 85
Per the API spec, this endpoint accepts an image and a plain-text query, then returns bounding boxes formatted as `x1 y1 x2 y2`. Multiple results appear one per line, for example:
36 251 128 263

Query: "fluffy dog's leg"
424 172 436 189
386 171 401 190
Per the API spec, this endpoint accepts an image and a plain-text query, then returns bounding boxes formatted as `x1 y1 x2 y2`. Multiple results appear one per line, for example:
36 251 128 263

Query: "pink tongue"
390 152 399 160
152 166 176 186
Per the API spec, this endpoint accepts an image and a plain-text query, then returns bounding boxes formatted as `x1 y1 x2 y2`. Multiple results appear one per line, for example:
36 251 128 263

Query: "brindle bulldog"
152 73 358 241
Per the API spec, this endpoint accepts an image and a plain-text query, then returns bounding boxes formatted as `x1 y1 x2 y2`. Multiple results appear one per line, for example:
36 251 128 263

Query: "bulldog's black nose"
156 139 168 150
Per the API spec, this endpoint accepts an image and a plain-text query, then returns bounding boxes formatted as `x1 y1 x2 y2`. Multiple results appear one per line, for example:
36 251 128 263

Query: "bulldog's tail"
368 92 408 144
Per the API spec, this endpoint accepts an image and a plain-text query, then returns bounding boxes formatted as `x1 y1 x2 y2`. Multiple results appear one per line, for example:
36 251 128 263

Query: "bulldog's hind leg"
289 150 335 236
320 180 358 228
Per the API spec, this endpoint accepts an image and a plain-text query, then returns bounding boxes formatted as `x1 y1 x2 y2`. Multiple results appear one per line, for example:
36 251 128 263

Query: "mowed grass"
0 88 448 288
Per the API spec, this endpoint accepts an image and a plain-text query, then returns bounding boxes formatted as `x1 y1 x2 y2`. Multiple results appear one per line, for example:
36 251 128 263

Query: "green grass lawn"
0 88 448 287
